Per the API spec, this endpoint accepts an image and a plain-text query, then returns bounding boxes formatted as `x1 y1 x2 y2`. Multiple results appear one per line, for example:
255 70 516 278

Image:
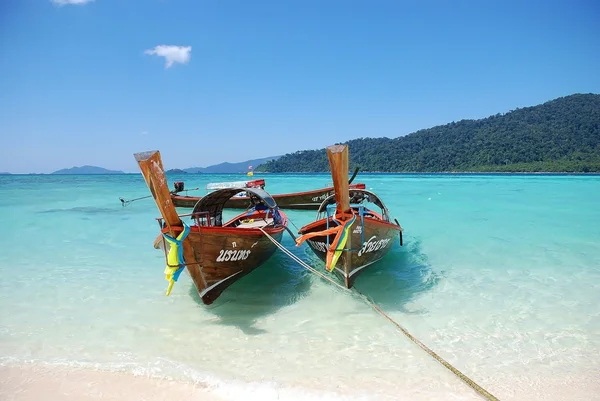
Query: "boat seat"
237 217 273 228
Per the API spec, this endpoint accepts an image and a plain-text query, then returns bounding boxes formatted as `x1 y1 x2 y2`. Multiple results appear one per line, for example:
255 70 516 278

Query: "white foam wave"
0 356 375 401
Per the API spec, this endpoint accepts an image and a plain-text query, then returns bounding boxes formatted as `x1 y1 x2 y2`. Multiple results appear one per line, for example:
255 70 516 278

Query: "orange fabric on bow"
296 213 356 272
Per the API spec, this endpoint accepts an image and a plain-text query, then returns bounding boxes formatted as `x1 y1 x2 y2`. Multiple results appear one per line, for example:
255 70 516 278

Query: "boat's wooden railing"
155 211 215 230
154 211 213 269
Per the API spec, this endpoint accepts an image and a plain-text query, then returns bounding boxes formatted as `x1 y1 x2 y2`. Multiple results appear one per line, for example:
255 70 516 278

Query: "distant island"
182 155 281 174
51 165 125 175
0 172 11 175
26 93 600 175
45 156 281 176
256 93 600 173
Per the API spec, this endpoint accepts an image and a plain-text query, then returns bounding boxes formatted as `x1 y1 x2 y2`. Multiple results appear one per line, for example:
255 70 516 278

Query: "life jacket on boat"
162 222 190 296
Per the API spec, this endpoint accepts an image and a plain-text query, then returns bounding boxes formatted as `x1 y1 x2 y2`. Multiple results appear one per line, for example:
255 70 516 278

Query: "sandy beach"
0 365 225 401
3 362 600 401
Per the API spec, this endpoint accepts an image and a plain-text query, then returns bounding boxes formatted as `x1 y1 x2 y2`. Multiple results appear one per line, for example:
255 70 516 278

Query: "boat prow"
295 145 403 288
134 150 289 305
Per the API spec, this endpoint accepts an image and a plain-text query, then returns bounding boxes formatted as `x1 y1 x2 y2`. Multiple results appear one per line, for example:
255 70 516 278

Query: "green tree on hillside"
255 93 600 173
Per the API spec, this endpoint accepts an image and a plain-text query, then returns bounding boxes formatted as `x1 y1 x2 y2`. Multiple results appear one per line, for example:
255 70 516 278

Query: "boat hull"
164 220 286 305
298 217 400 288
135 149 290 305
172 183 367 209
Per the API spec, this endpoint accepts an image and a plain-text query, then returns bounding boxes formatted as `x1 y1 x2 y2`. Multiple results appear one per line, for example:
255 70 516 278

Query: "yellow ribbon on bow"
161 223 190 296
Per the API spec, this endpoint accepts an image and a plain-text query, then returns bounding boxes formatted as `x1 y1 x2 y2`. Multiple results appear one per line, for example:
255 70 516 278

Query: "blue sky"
1 0 598 173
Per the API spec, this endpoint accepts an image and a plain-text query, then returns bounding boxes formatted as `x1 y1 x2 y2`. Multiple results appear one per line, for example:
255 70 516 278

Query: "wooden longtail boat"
135 150 289 305
171 180 367 210
295 145 403 288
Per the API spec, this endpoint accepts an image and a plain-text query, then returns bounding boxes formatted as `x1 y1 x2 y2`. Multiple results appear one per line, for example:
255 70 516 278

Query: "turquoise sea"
1 173 599 400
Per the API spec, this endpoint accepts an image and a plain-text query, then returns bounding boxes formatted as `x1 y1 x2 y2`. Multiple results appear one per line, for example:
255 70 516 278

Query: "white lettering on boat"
307 240 328 253
358 236 391 256
311 192 333 202
216 249 251 262
353 225 362 234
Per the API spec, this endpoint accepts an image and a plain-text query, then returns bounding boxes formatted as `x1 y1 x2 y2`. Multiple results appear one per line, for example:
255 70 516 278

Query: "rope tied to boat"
258 226 500 401
354 288 500 401
259 227 348 291
294 213 356 272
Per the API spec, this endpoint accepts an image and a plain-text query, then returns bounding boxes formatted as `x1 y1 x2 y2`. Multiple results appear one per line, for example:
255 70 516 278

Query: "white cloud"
144 45 192 68
51 0 95 5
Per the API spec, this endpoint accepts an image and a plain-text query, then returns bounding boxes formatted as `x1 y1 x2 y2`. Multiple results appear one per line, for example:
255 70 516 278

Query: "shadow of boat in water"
352 237 440 313
294 236 439 314
37 206 133 221
188 241 313 335
38 206 127 214
187 235 437 332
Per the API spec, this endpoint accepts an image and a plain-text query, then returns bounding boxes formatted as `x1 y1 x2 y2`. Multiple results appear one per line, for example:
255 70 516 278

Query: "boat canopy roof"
205 179 265 191
192 187 278 224
317 189 392 220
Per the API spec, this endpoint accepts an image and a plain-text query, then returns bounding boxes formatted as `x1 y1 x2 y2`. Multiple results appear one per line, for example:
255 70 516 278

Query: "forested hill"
256 93 600 173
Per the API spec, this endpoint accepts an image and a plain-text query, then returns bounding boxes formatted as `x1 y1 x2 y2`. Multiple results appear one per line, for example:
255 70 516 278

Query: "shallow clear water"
1 173 599 400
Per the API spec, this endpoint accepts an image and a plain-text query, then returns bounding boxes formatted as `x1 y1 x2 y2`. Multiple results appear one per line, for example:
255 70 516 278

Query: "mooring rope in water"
259 226 500 401
288 219 302 232
259 227 347 291
353 289 500 401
